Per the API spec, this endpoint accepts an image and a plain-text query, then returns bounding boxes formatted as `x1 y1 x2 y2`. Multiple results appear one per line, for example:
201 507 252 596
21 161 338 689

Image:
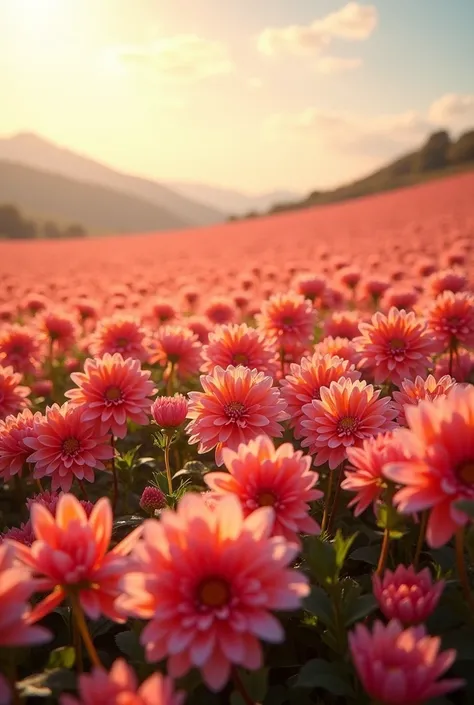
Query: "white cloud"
109 34 233 81
314 56 362 74
429 93 474 129
257 3 377 57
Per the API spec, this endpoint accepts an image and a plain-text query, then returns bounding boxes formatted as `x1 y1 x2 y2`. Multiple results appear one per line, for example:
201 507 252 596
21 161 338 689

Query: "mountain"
168 182 301 216
266 129 474 217
0 160 189 234
0 133 223 227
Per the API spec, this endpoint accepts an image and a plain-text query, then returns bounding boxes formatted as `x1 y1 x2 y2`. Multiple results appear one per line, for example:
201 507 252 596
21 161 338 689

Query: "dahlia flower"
429 268 468 296
323 311 361 340
186 365 289 466
373 565 444 625
205 435 322 544
349 620 463 705
10 493 141 623
89 315 150 362
280 353 361 439
0 543 51 646
384 385 474 547
203 297 237 324
427 290 474 351
24 403 114 491
256 292 316 351
354 307 439 386
0 324 45 375
301 379 396 469
0 409 42 480
293 273 327 302
201 323 279 377
392 374 456 426
60 659 185 705
119 494 309 691
37 309 78 352
65 353 156 437
435 350 474 382
342 431 407 516
0 366 31 420
149 325 202 380
151 394 188 429
314 336 357 364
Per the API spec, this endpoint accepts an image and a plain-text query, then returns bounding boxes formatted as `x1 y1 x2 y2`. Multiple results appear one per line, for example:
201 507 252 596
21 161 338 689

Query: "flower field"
1 171 474 705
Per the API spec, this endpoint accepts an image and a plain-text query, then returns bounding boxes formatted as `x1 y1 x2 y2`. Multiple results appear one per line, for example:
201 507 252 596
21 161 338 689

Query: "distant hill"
0 133 223 227
168 182 301 216
0 160 190 234
250 129 474 218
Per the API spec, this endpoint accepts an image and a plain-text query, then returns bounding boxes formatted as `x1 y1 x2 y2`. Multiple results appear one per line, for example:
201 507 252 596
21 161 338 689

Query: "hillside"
169 182 301 215
0 160 189 234
0 133 223 227
263 129 474 217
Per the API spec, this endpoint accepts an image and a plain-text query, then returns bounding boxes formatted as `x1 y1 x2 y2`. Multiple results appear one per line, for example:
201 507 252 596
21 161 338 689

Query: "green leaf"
454 499 474 519
115 630 144 662
303 586 334 627
238 668 269 701
304 535 337 586
349 545 379 565
344 593 378 627
334 530 358 572
264 685 288 705
46 646 76 670
295 659 354 696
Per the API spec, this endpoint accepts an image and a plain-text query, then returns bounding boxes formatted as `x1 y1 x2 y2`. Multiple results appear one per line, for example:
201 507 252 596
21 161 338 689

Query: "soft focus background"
1 0 474 237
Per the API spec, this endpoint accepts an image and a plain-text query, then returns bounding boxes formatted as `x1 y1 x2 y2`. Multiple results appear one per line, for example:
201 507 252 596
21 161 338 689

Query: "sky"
1 0 474 194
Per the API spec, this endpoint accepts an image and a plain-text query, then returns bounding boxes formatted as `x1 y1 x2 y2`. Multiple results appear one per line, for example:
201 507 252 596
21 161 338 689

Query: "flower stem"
166 362 175 396
164 433 173 495
78 479 89 501
231 666 256 705
279 347 285 378
455 527 474 614
376 528 390 577
413 510 428 569
327 463 344 534
448 340 457 377
321 465 335 534
70 593 102 668
71 609 83 673
110 436 118 512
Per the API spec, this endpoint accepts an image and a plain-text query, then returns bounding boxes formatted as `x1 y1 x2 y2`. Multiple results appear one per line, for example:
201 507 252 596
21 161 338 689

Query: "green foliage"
295 658 354 696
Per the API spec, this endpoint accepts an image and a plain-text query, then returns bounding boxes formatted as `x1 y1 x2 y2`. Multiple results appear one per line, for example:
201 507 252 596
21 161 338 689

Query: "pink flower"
349 620 464 705
24 403 114 491
65 353 156 437
119 494 309 692
427 291 474 351
205 435 322 544
337 266 361 289
0 366 31 420
186 316 211 343
381 287 418 311
60 659 185 705
342 431 407 516
435 350 474 382
186 365 289 466
10 494 141 623
150 325 202 380
257 292 316 351
37 309 78 353
151 395 188 429
294 273 327 302
0 324 45 375
89 316 150 362
201 323 279 377
429 268 468 296
392 374 457 426
204 297 237 324
354 307 439 386
281 353 361 439
0 543 51 646
373 565 444 625
0 409 42 480
147 298 177 325
384 385 474 547
140 486 167 514
301 379 396 469
1 521 35 547
323 311 362 340
314 336 357 364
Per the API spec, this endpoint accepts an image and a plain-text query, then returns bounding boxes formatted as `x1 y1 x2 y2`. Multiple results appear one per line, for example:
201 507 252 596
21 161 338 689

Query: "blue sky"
1 0 473 193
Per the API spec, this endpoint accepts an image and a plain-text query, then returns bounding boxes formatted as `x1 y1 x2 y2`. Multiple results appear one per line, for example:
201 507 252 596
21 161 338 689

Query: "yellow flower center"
390 338 405 351
233 352 249 365
225 401 245 420
339 416 356 431
198 577 230 608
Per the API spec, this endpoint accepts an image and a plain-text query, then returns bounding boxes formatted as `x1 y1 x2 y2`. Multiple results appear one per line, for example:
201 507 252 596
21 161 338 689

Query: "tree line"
0 203 87 239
